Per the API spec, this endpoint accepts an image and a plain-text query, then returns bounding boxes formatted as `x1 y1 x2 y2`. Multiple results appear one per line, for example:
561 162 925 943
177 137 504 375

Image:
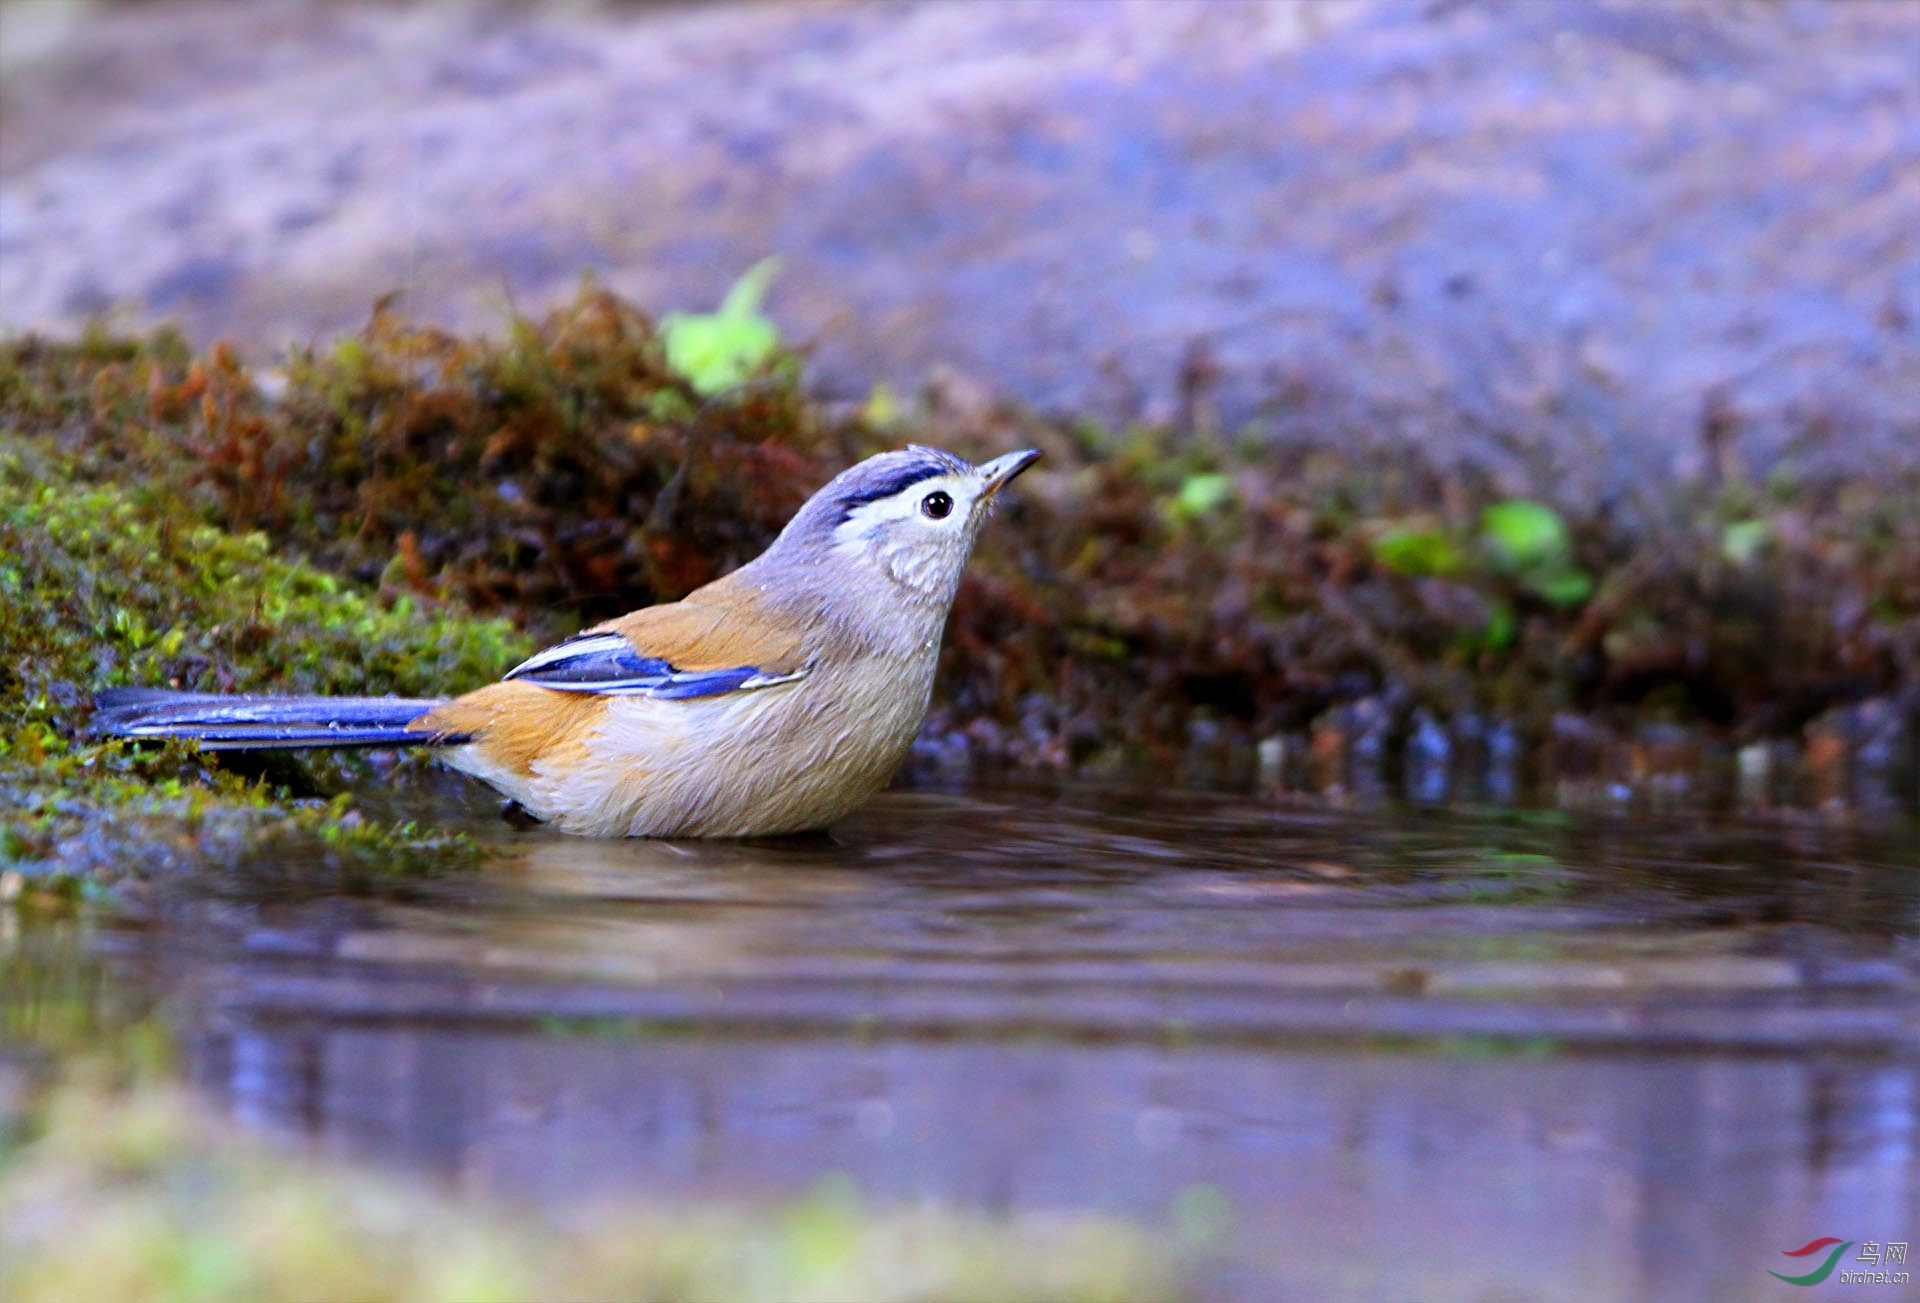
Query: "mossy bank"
0 437 528 897
3 286 1917 894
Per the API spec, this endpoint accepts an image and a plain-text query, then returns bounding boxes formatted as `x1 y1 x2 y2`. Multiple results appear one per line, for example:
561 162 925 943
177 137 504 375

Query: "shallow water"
11 787 1920 1301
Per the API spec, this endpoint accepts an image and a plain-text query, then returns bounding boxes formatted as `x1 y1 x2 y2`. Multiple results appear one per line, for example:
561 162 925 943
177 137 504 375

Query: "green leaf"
860 381 901 429
718 256 780 319
1481 500 1570 572
1170 472 1235 521
1721 518 1768 566
1481 597 1516 652
661 256 785 396
1480 499 1591 606
1373 526 1463 577
1526 567 1593 607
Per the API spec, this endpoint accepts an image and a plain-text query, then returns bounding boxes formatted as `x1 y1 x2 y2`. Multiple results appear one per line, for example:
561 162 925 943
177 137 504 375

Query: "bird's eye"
920 490 954 520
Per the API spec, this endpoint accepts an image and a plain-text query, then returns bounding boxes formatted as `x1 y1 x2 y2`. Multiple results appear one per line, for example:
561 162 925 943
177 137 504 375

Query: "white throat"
831 499 974 606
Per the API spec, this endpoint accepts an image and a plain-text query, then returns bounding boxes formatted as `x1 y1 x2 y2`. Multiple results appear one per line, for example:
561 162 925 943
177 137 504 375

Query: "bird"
93 444 1041 838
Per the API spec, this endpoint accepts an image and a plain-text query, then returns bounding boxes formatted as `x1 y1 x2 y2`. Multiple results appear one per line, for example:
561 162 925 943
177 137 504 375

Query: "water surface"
18 788 1920 1301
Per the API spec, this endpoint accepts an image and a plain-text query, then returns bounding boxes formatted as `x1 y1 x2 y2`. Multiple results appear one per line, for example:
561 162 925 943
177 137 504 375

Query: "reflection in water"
189 1028 1915 1302
102 793 1920 1299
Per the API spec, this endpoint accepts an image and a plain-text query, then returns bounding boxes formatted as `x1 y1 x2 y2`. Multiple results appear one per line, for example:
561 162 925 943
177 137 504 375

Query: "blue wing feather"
503 631 803 700
646 667 759 699
504 632 674 688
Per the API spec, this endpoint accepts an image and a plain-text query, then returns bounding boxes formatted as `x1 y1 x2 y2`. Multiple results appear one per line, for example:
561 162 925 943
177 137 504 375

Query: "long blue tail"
91 688 469 751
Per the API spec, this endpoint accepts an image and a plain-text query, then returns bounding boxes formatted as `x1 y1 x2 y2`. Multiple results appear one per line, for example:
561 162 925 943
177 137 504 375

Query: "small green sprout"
1480 500 1591 606
1721 518 1769 566
661 257 785 396
1169 472 1235 522
1373 525 1463 577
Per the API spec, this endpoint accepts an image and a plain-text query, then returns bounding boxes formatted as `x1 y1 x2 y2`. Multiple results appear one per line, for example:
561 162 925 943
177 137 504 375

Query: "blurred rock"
4 0 1919 499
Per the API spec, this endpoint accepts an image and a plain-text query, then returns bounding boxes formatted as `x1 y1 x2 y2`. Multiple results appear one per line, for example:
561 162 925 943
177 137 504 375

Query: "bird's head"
771 444 1041 612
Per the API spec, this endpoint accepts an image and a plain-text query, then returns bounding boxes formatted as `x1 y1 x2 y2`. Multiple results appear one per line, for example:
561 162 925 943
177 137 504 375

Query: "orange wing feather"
587 571 808 675
410 681 605 776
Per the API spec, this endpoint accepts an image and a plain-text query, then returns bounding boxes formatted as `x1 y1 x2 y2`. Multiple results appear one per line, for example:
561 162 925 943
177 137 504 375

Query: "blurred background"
6 0 1918 501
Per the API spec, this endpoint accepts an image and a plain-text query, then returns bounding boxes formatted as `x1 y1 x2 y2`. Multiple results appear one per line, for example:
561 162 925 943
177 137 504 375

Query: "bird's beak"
977 448 1042 497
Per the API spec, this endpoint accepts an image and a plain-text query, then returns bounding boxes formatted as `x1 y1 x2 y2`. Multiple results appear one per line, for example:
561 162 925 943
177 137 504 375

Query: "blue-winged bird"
94 445 1040 837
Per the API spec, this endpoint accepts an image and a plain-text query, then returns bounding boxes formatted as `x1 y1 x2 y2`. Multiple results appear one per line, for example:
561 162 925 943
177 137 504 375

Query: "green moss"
0 1076 1180 1303
0 438 528 893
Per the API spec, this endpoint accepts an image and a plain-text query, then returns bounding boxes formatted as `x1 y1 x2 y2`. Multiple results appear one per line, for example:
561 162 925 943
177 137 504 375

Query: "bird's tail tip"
91 689 466 751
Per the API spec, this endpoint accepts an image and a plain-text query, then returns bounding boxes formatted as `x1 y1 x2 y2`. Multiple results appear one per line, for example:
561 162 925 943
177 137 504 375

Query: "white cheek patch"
831 475 970 555
831 476 978 599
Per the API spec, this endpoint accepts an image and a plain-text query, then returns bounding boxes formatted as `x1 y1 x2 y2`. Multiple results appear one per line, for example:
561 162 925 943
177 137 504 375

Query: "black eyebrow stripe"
836 464 951 520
